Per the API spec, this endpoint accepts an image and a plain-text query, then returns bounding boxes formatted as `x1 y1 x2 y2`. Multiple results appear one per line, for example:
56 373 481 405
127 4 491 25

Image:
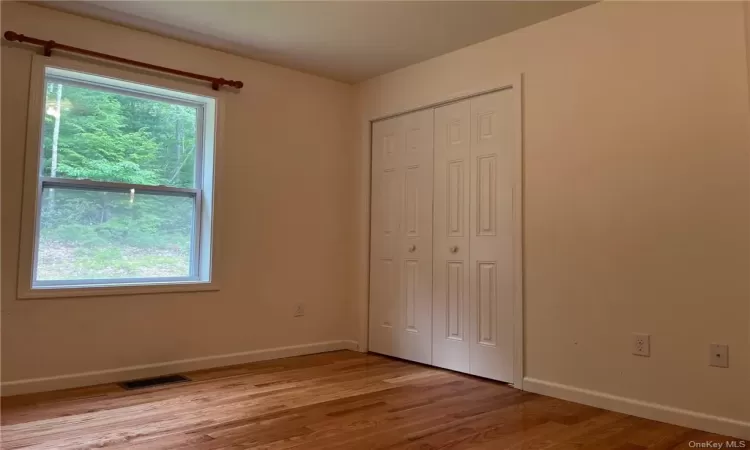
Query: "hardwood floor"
1 351 745 449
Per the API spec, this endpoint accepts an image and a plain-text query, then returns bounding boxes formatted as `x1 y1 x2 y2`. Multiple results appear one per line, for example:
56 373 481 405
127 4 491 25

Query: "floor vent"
119 374 190 390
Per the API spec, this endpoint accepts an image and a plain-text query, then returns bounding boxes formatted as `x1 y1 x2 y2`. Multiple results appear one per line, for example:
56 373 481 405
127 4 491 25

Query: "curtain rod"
3 31 243 91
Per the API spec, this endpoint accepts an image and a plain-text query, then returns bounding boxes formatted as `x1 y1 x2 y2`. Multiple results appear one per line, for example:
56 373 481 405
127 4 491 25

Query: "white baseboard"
1 340 360 397
523 377 750 441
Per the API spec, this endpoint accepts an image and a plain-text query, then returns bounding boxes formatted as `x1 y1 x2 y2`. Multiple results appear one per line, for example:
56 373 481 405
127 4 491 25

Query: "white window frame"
17 55 223 298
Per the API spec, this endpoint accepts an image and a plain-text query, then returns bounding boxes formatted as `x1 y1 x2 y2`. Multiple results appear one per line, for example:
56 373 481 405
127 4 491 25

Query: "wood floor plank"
1 351 745 449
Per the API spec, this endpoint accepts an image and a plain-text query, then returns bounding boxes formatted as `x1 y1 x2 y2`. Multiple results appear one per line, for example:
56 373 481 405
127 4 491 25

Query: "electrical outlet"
294 304 305 317
709 344 728 368
632 333 650 357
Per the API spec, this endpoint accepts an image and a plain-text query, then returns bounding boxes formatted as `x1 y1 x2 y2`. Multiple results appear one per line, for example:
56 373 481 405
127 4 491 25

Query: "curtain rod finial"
4 31 21 41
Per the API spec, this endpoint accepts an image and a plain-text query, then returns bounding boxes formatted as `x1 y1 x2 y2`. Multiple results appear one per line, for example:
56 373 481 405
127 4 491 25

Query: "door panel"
404 259 418 332
370 110 433 365
404 166 420 237
398 109 434 364
477 262 497 346
369 117 402 357
432 100 471 373
476 155 497 236
447 160 465 237
469 90 515 382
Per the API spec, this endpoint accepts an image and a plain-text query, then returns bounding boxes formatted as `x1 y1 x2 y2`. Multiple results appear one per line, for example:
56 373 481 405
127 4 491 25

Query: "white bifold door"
432 90 516 382
369 88 517 382
369 109 434 365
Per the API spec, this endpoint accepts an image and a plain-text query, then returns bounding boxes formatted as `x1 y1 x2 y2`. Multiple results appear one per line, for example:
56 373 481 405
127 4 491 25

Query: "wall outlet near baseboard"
709 344 728 368
294 304 305 317
632 333 650 357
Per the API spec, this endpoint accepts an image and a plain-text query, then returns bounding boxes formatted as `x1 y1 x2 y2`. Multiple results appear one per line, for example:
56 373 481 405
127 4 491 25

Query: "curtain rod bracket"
43 40 54 57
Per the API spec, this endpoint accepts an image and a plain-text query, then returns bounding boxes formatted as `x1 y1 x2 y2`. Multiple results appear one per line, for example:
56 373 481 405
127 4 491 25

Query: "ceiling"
37 1 593 84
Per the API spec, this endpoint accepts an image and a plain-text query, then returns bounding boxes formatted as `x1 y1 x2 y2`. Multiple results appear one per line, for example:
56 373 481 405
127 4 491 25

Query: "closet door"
369 110 434 364
432 100 471 373
469 90 516 382
369 116 401 358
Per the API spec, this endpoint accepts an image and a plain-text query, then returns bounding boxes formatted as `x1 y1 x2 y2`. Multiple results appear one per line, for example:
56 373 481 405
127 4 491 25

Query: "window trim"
17 55 224 299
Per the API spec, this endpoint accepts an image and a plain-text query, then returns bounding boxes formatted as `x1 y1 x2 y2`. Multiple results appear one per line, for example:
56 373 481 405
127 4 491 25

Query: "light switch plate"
709 344 728 368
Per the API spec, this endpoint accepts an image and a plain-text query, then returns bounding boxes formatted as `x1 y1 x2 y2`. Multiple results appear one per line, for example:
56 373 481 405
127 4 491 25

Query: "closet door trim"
366 75 524 390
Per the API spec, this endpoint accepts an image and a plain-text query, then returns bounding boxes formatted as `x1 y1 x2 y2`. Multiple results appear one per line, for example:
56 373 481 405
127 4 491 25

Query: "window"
19 58 219 296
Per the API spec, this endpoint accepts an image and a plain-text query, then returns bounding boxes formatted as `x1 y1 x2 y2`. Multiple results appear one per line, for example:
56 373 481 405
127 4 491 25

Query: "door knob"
450 245 459 253
408 244 417 253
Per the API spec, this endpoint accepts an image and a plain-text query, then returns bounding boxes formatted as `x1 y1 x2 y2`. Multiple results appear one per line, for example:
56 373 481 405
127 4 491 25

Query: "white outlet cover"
709 343 728 368
294 304 305 317
632 333 650 357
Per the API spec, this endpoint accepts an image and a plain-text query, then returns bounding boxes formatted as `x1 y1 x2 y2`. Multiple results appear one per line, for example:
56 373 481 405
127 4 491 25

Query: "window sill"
18 281 219 300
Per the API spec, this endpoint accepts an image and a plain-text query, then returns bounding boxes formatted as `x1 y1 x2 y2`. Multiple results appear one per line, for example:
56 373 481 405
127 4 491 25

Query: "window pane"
41 80 199 188
34 187 195 283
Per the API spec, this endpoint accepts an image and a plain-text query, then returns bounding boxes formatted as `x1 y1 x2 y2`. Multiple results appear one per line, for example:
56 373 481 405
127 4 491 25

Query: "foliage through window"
30 67 216 288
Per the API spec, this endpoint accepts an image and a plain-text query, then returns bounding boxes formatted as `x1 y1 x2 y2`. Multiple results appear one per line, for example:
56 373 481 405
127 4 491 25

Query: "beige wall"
747 0 750 372
2 0 750 433
746 1 750 106
1 3 356 385
355 1 750 425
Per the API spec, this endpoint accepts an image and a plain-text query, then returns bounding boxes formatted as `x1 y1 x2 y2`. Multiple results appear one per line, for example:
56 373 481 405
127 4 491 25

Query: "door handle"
450 246 459 253
408 244 417 253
